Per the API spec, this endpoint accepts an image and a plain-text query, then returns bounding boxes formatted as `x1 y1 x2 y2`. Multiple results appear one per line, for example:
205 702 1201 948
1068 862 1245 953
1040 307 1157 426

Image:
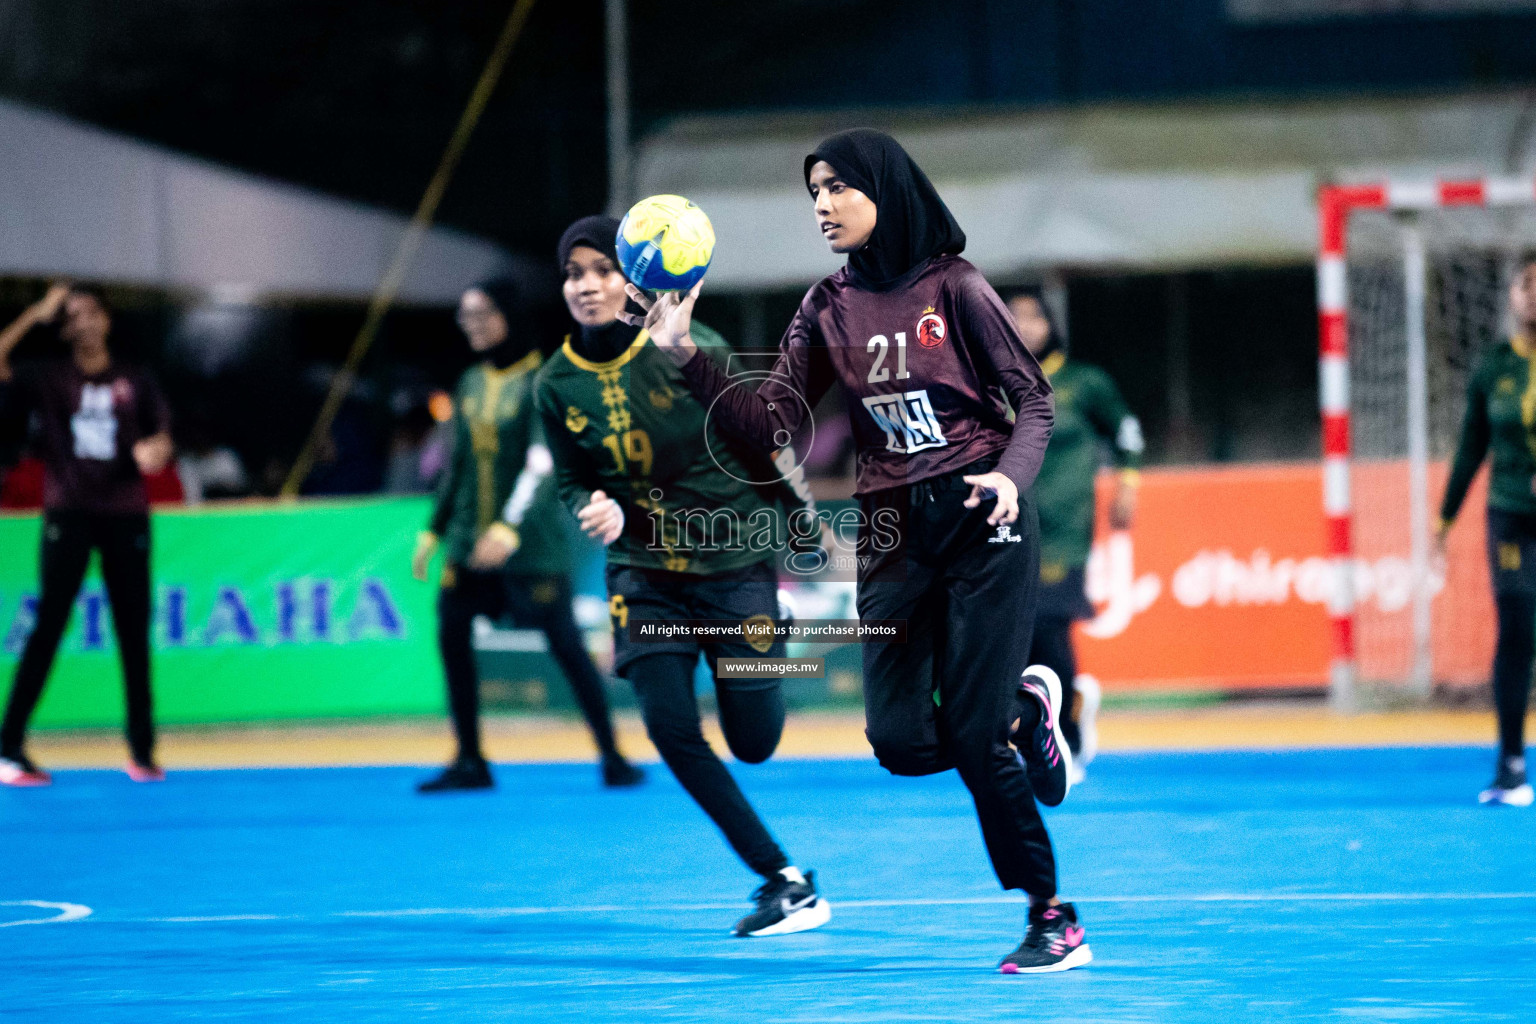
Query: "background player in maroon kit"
0 284 174 786
626 129 1092 974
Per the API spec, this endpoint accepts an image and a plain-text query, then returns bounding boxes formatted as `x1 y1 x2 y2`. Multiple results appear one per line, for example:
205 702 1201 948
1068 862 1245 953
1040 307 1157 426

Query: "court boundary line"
13 891 1534 927
0 901 93 928
329 891 1536 918
109 890 1536 926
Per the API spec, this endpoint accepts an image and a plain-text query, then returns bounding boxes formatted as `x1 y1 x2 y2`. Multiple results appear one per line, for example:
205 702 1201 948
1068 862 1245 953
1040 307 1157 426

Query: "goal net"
1331 199 1536 701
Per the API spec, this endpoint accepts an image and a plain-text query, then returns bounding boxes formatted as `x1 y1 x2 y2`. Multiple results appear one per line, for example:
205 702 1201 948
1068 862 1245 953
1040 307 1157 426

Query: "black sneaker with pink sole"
1014 666 1073 807
999 901 1092 974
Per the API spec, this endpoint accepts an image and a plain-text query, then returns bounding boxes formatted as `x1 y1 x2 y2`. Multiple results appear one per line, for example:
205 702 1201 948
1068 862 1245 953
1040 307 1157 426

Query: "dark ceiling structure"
4 0 1536 259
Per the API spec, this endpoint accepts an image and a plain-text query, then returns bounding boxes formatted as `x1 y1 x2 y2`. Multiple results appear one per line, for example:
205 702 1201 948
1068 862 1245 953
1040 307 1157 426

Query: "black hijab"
557 215 621 270
804 128 966 288
470 277 532 369
556 214 643 363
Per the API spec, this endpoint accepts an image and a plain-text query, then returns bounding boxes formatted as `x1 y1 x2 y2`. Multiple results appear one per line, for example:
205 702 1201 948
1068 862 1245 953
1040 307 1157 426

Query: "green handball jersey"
535 323 813 575
1440 338 1536 525
428 352 570 575
1032 351 1143 578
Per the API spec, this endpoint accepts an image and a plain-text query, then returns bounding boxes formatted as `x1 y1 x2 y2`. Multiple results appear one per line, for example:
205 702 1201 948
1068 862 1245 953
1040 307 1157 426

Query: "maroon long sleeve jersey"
679 255 1054 496
2 359 171 514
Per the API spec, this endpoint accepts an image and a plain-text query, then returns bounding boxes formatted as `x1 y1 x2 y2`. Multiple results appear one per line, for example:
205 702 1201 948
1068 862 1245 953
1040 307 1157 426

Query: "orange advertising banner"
1078 463 1494 691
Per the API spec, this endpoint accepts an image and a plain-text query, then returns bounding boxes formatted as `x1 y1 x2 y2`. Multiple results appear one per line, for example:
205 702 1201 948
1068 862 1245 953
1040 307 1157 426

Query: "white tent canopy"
0 98 512 303
635 90 1536 290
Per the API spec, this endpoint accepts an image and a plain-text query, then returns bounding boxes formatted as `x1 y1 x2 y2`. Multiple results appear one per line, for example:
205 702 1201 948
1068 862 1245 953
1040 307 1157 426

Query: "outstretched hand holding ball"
621 282 700 366
613 194 714 366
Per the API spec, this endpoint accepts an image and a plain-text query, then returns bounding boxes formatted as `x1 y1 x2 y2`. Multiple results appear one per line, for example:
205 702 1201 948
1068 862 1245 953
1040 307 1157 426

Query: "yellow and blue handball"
616 194 716 291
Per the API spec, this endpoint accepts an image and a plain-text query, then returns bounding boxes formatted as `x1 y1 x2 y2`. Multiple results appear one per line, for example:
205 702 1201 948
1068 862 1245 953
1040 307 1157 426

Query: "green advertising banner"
0 498 444 728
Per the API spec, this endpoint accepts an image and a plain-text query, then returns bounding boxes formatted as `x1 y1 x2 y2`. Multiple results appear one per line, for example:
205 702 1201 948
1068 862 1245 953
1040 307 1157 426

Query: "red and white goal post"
1319 177 1536 709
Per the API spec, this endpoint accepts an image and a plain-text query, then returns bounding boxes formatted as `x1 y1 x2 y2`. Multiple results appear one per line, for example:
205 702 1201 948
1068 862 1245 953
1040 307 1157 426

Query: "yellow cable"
281 0 540 498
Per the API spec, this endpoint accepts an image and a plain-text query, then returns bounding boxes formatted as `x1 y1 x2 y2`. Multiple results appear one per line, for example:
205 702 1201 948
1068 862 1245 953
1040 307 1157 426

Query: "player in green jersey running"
536 216 830 937
412 278 642 793
1438 255 1536 807
1007 289 1142 783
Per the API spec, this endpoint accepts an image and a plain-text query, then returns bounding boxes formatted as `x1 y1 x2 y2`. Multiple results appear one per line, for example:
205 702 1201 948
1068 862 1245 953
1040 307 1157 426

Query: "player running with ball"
536 216 829 938
629 129 1089 973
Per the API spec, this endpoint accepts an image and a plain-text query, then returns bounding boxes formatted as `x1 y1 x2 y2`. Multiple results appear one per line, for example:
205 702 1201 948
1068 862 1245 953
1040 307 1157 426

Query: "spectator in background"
0 283 174 786
411 277 642 792
0 452 45 509
176 415 250 503
1436 254 1536 807
415 391 455 485
383 393 442 495
1006 288 1142 785
301 366 388 495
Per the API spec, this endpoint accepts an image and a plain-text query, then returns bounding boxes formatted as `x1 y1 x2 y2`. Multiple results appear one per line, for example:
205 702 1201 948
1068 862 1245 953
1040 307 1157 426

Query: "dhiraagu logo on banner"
0 498 443 727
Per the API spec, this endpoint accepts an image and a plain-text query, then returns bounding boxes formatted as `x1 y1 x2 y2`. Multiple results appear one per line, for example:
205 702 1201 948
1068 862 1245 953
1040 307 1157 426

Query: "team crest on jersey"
565 405 588 433
916 306 947 349
112 378 133 404
741 613 777 653
648 386 674 411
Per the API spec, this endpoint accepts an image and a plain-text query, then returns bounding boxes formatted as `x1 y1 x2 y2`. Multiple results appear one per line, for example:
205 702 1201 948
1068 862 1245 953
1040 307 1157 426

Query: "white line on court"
847 891 1536 908
79 890 1534 926
156 914 284 922
0 901 93 927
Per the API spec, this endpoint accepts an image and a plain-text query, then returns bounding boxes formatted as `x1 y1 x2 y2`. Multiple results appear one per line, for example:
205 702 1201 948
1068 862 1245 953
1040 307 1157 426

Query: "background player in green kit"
412 278 642 793
1437 255 1536 807
536 216 830 938
1007 289 1142 782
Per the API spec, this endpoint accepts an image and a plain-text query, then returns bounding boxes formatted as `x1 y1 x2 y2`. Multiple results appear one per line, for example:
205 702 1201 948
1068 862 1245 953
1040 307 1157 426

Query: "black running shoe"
732 871 831 937
1479 753 1533 807
1014 665 1073 807
416 759 493 793
600 754 646 788
999 902 1092 974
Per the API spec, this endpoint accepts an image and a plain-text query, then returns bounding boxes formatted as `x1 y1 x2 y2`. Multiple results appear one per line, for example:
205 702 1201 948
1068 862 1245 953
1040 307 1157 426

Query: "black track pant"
2 511 154 762
1028 616 1080 754
1493 592 1534 758
1488 509 1536 759
624 652 789 878
437 569 619 763
857 460 1058 900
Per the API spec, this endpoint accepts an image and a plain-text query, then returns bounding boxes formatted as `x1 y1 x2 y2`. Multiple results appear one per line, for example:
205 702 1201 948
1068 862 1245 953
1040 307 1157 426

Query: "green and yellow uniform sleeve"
1440 339 1536 527
534 322 799 575
426 352 569 574
1033 355 1143 572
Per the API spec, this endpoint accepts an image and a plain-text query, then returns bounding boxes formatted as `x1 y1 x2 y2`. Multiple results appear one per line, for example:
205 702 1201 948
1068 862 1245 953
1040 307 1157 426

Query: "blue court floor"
3 747 1534 1023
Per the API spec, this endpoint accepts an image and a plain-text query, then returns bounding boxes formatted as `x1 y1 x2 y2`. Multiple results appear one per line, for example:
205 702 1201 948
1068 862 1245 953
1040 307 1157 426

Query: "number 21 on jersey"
866 333 911 384
862 332 947 455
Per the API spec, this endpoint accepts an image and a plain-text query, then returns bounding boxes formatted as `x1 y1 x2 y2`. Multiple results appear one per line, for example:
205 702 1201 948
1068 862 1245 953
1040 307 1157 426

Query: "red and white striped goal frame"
1317 176 1536 695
